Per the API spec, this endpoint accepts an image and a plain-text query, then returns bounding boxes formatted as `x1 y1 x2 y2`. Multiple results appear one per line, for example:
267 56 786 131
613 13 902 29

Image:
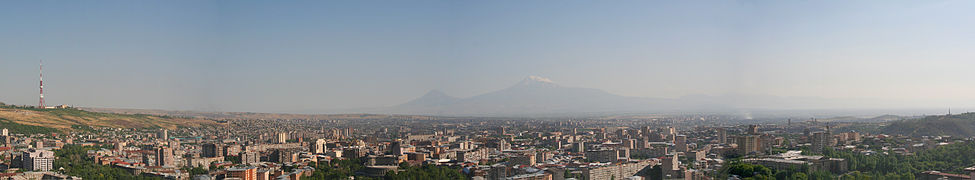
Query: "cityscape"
3 1 975 180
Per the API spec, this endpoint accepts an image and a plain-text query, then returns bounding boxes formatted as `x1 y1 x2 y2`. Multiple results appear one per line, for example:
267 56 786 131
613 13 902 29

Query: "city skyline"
2 1 975 180
2 1 975 113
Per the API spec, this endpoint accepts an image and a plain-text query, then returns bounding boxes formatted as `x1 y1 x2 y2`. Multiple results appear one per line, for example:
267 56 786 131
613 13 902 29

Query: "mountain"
398 90 462 108
371 76 928 116
378 76 686 116
884 113 975 137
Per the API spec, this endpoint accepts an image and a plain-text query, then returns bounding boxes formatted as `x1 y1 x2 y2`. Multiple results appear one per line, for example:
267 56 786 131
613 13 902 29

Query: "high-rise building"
22 149 55 171
498 140 510 151
311 139 328 154
623 139 636 149
271 149 298 164
1 128 8 146
675 135 687 152
662 153 679 171
573 142 585 153
202 143 223 158
276 132 288 144
159 129 168 140
748 125 760 135
390 140 403 156
155 147 174 167
717 128 727 144
240 151 260 164
142 153 151 165
811 132 831 154
735 135 760 155
636 138 649 149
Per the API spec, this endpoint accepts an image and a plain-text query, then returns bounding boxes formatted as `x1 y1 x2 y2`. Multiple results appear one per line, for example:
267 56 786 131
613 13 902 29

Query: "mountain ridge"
369 76 935 116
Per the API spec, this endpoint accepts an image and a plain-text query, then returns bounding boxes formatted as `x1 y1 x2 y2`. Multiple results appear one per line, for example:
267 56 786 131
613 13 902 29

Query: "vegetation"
0 104 213 130
225 155 242 164
54 145 163 180
70 124 98 132
725 162 774 179
884 112 975 137
309 158 366 179
384 164 467 180
820 141 975 175
722 162 834 180
0 118 60 134
735 141 975 179
183 166 208 176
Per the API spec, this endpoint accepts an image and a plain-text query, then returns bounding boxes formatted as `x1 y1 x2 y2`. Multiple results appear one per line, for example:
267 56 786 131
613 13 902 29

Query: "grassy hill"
883 112 975 137
80 107 436 121
0 103 217 131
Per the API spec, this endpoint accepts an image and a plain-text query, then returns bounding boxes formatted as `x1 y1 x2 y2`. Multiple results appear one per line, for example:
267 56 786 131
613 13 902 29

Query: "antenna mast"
39 60 44 108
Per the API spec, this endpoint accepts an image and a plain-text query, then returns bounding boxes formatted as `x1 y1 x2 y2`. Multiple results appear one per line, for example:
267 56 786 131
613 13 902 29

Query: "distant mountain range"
358 76 910 116
372 76 680 116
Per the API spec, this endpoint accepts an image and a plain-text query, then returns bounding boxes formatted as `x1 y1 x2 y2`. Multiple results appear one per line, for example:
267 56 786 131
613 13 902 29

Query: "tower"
38 60 44 108
155 147 174 167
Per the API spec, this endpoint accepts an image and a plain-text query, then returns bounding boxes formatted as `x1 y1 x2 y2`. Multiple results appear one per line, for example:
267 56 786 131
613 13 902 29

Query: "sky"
1 0 974 113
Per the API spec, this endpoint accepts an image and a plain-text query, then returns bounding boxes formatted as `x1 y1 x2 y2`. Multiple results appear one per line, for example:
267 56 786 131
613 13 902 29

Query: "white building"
23 149 55 171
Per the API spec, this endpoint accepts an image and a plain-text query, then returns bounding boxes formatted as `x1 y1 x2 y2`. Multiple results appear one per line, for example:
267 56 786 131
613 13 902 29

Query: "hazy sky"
2 1 974 113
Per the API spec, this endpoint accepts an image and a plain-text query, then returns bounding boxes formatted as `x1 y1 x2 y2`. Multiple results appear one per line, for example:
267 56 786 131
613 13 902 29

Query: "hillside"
0 104 216 130
884 112 975 137
80 107 435 121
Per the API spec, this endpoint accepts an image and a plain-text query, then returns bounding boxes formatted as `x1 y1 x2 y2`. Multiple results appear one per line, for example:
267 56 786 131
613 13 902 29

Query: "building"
455 148 489 162
659 154 685 179
717 128 727 144
227 166 258 180
965 167 975 180
498 140 510 151
811 132 831 154
573 142 585 153
406 152 426 163
674 135 687 152
582 160 655 180
748 125 760 135
509 153 536 167
918 171 971 180
159 129 168 140
535 151 554 164
22 149 55 171
506 172 552 180
743 158 813 172
744 151 848 174
202 143 223 158
240 151 260 164
271 148 298 164
586 149 629 163
277 132 288 144
188 156 224 169
736 135 760 155
156 147 175 167
390 140 403 156
311 139 328 154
